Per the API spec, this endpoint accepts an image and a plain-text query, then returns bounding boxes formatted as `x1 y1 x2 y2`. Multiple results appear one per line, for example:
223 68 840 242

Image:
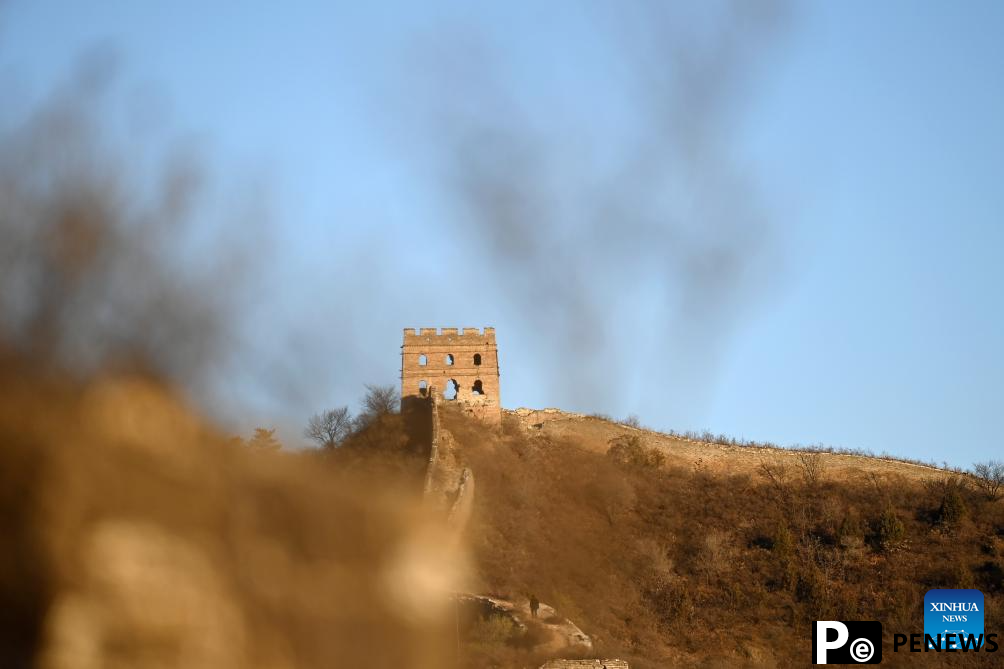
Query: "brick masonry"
401 327 501 425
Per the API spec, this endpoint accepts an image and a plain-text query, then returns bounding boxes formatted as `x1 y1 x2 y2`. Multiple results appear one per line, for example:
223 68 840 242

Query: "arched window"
472 379 484 396
418 354 427 366
473 353 482 366
444 379 459 400
445 353 454 366
418 380 428 396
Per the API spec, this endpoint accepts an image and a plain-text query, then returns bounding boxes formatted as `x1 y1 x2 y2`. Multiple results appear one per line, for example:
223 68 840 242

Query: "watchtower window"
445 354 454 366
418 354 427 366
444 379 458 400
473 353 482 366
418 380 428 396
472 379 484 395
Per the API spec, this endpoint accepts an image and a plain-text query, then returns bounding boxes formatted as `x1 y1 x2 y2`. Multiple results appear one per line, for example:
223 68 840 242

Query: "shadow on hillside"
402 395 434 461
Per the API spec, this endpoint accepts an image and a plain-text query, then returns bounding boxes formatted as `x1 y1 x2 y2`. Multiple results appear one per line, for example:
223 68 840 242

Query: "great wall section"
418 388 623 668
405 327 628 669
406 327 494 533
401 325 960 668
422 389 475 530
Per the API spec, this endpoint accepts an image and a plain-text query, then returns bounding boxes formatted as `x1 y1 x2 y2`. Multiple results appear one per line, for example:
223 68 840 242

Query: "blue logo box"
924 589 984 649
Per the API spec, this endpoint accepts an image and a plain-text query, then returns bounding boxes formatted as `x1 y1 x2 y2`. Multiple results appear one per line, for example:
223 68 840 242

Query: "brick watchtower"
401 327 501 424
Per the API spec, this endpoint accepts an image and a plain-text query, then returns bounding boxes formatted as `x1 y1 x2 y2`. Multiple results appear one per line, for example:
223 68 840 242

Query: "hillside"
438 404 1004 668
2 367 1000 669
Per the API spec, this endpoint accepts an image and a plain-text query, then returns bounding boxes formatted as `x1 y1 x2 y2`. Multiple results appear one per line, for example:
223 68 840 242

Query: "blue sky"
2 1 1002 466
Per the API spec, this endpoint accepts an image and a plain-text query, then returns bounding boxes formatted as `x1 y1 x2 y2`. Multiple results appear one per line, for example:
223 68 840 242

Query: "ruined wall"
422 389 474 531
422 389 443 497
402 327 501 425
539 661 629 669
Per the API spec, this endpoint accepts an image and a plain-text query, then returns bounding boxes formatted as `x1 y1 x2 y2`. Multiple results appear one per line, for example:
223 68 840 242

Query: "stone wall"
421 388 475 531
446 466 475 529
539 660 629 669
402 327 501 425
422 389 442 497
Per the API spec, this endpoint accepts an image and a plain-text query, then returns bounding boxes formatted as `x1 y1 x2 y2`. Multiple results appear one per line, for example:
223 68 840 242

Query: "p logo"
813 621 883 664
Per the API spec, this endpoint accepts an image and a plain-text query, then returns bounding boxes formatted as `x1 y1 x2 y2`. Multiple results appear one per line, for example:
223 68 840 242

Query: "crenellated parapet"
403 327 496 346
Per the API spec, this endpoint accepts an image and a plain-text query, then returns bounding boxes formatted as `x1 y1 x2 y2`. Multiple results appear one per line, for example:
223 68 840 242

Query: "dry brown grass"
512 408 951 483
443 406 1004 668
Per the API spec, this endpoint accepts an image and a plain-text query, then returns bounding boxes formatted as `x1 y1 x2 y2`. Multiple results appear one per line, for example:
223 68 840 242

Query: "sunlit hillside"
441 405 1004 668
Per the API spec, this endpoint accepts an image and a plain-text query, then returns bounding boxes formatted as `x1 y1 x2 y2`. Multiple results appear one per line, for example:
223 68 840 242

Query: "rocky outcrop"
456 593 595 656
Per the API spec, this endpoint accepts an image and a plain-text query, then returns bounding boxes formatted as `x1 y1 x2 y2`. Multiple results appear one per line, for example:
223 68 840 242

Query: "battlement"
403 326 496 345
401 327 491 339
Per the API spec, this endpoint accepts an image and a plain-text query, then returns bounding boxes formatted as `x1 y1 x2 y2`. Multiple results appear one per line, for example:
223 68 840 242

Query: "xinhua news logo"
813 621 882 664
924 589 984 649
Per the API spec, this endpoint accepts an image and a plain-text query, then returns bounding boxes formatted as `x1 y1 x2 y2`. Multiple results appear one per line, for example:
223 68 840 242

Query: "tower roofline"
403 327 494 336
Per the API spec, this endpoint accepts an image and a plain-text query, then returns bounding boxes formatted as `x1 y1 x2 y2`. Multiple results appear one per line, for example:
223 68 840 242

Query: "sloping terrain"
507 408 944 482
439 404 1004 668
2 370 1000 669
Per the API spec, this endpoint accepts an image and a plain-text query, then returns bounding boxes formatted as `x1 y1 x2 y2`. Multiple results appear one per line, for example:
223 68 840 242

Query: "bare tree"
607 434 665 469
796 452 824 487
972 460 1004 501
757 456 791 505
304 407 353 450
351 384 400 432
363 384 399 416
621 414 641 429
758 456 788 488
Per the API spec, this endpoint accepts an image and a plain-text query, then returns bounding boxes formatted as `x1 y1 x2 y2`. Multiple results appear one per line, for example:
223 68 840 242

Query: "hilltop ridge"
504 407 947 482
